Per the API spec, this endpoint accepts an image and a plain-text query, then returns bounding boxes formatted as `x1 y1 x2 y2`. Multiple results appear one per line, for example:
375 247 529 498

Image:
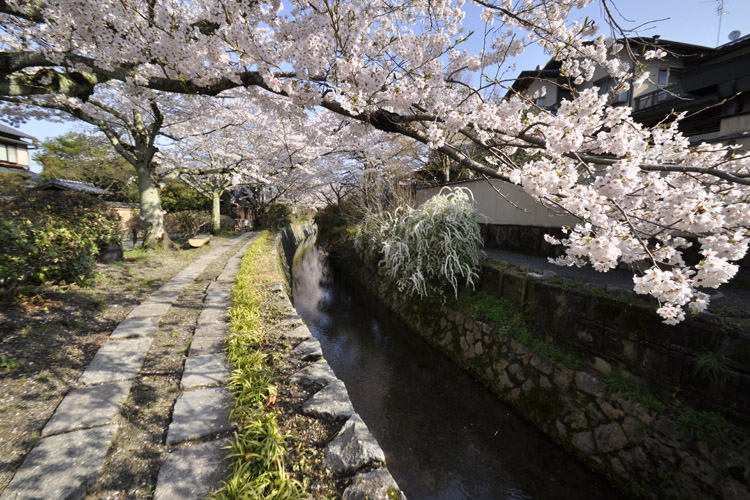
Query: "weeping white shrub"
357 187 484 301
354 210 391 267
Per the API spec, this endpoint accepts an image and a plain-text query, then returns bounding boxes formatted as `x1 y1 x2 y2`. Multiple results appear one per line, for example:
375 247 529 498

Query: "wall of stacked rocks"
340 255 750 500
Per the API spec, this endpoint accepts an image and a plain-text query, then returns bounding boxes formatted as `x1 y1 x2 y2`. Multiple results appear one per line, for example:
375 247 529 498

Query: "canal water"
291 240 628 500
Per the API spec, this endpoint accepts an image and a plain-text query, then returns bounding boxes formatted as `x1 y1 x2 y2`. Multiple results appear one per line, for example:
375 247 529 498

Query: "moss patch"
451 289 583 370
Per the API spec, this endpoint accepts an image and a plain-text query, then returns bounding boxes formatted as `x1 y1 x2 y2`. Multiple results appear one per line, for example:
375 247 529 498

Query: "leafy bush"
220 215 236 231
164 210 210 236
0 172 33 196
356 187 484 300
314 201 354 248
160 180 211 212
258 203 292 230
0 191 120 294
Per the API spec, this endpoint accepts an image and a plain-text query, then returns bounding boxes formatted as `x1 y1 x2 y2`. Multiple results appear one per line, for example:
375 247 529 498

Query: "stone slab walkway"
155 233 259 498
153 439 230 500
165 387 233 445
0 425 118 500
0 232 256 500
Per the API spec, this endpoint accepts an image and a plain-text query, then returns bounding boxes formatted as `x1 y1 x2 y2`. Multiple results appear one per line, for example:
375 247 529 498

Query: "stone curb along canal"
274 226 407 500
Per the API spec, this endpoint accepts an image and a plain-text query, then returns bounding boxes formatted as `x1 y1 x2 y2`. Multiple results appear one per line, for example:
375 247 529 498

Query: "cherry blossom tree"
166 142 240 235
1 0 748 322
0 82 218 247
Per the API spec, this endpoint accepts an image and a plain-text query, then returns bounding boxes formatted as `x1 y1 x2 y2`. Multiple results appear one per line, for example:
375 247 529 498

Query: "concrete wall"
415 179 577 227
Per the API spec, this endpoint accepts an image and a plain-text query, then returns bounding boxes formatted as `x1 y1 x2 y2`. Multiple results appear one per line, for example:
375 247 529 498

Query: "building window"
657 68 674 101
722 93 750 116
0 143 17 163
595 77 629 104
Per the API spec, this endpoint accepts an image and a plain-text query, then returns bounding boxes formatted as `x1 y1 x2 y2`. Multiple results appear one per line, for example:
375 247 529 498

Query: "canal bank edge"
277 224 408 500
323 234 749 500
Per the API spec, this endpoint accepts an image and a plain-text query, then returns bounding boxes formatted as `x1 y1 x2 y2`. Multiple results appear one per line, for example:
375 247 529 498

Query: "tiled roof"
0 123 34 140
31 178 111 195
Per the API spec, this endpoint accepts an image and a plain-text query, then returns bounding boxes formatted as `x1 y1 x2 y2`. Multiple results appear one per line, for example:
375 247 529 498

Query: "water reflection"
292 239 628 500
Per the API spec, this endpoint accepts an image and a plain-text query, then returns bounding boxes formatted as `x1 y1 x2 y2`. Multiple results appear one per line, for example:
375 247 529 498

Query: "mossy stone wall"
340 255 750 500
478 265 750 423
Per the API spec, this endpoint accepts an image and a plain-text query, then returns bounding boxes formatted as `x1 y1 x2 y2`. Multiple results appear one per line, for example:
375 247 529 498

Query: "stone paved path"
0 232 257 500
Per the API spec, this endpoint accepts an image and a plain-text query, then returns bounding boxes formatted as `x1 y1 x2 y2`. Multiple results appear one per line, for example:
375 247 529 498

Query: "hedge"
0 191 120 295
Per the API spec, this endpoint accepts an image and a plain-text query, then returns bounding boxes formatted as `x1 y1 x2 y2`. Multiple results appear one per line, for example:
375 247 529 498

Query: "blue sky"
5 0 750 172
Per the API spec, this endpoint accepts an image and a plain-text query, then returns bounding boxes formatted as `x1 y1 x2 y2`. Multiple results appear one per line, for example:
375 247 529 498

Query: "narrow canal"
292 239 628 500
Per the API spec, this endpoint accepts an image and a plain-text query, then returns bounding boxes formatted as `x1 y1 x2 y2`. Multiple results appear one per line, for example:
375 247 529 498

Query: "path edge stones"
277 228 407 500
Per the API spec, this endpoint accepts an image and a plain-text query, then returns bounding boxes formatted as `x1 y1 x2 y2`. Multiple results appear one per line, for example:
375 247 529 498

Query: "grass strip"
213 231 305 500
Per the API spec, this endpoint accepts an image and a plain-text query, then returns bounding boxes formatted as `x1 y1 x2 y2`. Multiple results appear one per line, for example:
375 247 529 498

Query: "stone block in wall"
529 353 553 376
586 402 606 427
552 365 574 389
620 416 646 443
496 370 514 390
507 363 525 383
500 273 525 305
598 400 622 421
479 266 500 294
611 395 656 426
563 408 588 431
593 357 612 376
594 423 629 454
571 430 596 455
654 417 682 449
575 372 605 398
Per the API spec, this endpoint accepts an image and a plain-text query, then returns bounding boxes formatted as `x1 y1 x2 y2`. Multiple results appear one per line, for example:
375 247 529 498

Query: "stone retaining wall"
478 265 750 423
340 255 750 500
277 224 316 286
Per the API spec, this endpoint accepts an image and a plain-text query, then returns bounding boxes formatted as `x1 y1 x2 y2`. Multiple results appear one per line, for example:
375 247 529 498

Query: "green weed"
676 408 730 445
454 289 583 369
605 371 665 413
694 352 729 383
212 232 305 500
0 355 19 372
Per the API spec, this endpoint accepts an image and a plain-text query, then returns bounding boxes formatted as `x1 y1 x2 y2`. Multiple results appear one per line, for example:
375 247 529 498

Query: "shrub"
258 203 292 230
0 191 120 294
164 210 210 236
314 201 354 248
356 187 484 301
220 215 236 231
0 172 33 196
160 180 211 212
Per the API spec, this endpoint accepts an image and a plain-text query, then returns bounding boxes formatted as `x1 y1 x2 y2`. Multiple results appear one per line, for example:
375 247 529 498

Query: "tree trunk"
136 166 175 249
211 189 221 234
